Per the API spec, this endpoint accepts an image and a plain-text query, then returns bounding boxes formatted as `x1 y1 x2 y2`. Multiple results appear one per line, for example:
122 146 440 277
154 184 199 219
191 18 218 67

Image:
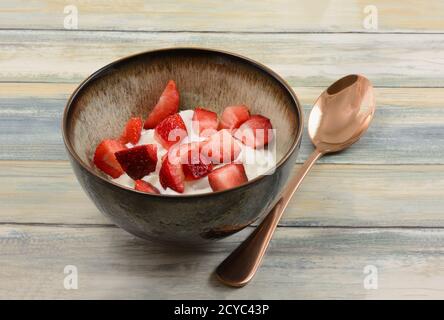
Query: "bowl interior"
65 49 300 183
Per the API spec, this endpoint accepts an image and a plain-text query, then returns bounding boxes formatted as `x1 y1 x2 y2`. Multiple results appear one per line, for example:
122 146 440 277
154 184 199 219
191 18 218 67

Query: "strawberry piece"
134 180 160 194
234 115 273 148
192 107 218 137
182 151 213 180
154 113 188 149
114 144 157 180
120 117 143 145
93 139 127 178
201 129 241 164
208 163 248 192
144 80 180 129
219 105 250 130
177 143 213 181
159 156 185 193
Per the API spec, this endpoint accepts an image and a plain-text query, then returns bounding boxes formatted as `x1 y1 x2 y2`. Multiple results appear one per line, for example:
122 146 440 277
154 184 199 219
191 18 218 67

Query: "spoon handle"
215 149 323 287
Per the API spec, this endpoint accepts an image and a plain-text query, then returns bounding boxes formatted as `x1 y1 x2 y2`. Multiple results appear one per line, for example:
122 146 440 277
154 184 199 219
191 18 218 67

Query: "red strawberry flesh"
144 80 180 129
234 115 273 148
93 139 127 178
192 107 218 137
154 113 188 149
115 144 158 180
120 117 143 145
134 180 160 194
219 105 250 130
208 163 248 192
159 156 185 193
180 144 213 180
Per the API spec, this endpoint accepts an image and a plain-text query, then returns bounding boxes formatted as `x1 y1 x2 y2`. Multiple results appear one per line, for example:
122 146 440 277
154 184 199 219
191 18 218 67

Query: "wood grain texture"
1 84 443 164
0 30 443 87
1 0 444 32
2 161 443 227
1 224 443 299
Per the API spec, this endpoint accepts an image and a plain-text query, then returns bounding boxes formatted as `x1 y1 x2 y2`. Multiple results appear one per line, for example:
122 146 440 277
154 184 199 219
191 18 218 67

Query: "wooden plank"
2 161 443 227
1 224 443 299
1 84 443 164
2 83 444 108
0 161 108 225
1 0 444 32
0 31 443 87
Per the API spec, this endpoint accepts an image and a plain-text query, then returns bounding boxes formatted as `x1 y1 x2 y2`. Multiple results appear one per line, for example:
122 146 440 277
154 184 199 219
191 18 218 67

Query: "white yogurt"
112 110 276 195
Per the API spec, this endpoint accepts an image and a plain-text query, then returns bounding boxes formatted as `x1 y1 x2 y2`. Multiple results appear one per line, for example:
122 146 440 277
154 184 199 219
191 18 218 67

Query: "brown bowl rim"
62 47 304 198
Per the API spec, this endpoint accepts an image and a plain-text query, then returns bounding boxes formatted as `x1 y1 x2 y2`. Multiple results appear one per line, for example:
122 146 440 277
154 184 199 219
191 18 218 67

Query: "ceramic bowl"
62 48 303 245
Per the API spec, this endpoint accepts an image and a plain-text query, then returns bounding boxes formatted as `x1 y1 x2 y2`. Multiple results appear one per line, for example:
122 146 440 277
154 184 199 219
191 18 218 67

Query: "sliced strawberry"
154 113 188 149
208 163 248 192
144 80 180 129
178 143 213 181
114 144 157 180
159 156 185 193
201 129 241 164
192 107 218 137
219 105 250 130
134 180 160 194
93 139 127 178
120 117 143 145
234 115 273 148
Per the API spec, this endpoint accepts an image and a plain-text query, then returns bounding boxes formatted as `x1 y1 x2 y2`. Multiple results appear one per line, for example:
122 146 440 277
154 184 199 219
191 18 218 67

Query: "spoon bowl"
216 74 376 287
309 74 375 153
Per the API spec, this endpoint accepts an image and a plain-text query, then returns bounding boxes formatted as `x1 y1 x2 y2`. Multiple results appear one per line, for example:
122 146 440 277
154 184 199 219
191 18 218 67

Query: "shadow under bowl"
62 47 303 245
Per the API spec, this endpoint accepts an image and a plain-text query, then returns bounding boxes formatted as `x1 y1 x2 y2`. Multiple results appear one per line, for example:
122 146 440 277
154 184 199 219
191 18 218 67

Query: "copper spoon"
215 74 376 287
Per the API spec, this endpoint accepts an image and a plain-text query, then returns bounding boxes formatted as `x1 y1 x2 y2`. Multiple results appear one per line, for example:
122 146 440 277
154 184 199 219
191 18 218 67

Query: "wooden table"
1 0 443 299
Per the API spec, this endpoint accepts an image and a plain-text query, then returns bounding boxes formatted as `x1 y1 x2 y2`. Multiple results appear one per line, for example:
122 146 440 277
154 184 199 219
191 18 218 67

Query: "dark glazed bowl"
62 48 303 245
